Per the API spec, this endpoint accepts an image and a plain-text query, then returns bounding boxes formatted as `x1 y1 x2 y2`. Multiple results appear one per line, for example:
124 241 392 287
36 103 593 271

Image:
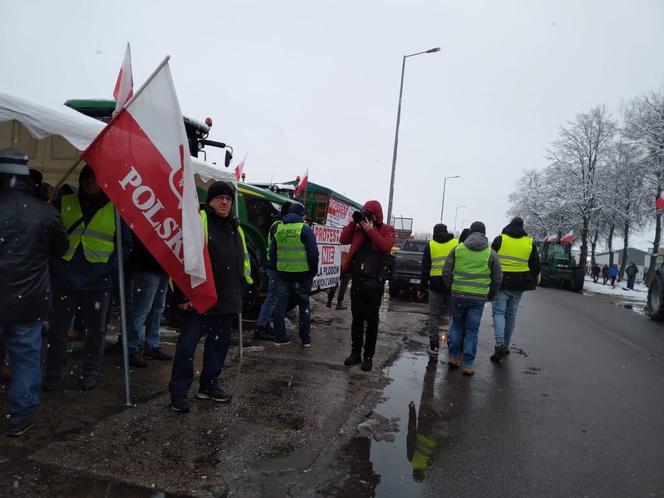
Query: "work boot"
490 345 508 363
361 358 373 372
170 396 190 413
253 325 274 341
344 351 361 366
144 348 173 361
6 416 36 437
462 366 475 376
447 357 461 369
129 351 148 368
335 302 347 311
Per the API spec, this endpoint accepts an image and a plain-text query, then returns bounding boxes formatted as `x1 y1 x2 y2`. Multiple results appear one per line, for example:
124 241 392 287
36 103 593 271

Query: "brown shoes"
462 367 475 376
447 357 461 369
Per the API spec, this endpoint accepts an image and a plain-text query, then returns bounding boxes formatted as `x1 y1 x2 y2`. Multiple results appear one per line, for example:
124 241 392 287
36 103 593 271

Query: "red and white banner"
113 43 134 112
326 197 354 228
312 224 342 290
294 168 309 197
234 153 246 181
544 234 559 242
83 58 217 312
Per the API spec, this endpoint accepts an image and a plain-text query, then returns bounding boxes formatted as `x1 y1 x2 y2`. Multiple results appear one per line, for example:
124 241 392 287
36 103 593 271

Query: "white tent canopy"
0 92 235 186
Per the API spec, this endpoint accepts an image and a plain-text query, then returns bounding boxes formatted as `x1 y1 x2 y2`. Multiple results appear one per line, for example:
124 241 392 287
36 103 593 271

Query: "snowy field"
583 276 648 303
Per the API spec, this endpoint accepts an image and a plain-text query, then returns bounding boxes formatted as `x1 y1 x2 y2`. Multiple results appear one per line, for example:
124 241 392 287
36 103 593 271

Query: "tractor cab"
536 241 584 292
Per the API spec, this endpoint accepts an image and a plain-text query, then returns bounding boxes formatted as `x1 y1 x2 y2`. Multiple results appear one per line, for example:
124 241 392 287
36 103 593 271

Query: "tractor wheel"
646 273 664 321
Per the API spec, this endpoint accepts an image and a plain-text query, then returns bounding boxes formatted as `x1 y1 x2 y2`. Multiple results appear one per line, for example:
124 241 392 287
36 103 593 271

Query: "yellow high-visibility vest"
429 239 458 277
60 194 115 263
498 234 533 272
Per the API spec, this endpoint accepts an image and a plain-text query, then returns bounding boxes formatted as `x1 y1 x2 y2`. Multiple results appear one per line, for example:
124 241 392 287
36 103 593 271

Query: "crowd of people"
590 262 640 289
1 143 543 437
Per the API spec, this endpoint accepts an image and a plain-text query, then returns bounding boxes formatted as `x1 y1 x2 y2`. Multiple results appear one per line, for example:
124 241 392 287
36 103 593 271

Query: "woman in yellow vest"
489 217 540 362
418 223 458 356
442 222 502 376
168 181 252 413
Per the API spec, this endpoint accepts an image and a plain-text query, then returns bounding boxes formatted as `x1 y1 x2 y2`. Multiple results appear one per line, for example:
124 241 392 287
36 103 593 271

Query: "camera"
352 211 367 224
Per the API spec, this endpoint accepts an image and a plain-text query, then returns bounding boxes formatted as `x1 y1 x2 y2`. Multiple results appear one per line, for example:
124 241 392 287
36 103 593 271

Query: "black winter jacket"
491 223 540 291
0 175 69 326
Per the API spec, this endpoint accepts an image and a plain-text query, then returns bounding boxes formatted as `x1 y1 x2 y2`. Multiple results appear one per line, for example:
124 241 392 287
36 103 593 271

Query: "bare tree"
623 90 664 283
547 105 617 269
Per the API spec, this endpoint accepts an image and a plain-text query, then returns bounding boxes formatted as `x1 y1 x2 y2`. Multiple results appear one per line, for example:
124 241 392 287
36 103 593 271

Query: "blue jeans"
128 272 169 352
0 321 42 424
256 268 279 328
273 277 312 343
492 289 523 347
448 296 486 367
169 312 233 397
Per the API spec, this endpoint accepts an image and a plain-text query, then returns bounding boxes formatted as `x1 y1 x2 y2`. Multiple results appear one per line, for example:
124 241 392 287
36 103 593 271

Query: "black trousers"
350 279 384 359
169 312 233 398
46 288 112 380
328 271 351 305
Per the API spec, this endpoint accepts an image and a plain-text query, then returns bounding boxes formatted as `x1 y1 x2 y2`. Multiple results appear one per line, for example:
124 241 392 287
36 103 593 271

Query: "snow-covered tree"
547 105 617 269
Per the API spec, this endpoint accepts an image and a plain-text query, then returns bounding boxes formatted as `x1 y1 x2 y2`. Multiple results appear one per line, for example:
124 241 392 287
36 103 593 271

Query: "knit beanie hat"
206 181 235 204
469 221 486 235
0 148 29 176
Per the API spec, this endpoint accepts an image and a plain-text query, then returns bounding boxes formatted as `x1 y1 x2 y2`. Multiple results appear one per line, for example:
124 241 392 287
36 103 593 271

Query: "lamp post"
440 175 460 223
386 46 441 225
454 205 467 234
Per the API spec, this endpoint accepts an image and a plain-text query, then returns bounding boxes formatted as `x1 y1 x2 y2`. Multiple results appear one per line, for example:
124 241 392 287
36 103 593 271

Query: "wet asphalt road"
346 288 664 498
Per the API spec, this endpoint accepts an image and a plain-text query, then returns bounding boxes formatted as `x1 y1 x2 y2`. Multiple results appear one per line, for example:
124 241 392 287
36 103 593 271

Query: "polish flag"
113 43 134 112
234 154 247 181
560 231 575 244
656 191 664 211
83 57 217 313
293 168 309 197
544 235 559 242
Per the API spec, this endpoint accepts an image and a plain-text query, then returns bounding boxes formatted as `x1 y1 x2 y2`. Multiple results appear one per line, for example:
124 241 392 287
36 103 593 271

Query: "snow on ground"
583 277 648 303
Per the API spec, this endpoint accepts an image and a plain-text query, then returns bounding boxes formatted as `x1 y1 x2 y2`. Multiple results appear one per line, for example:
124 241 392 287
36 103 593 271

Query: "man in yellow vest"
418 224 458 356
169 181 253 413
44 165 131 392
490 217 540 362
270 202 319 346
443 221 502 376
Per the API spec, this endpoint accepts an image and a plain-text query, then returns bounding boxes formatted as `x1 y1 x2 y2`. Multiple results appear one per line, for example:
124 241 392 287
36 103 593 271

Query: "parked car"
389 239 428 297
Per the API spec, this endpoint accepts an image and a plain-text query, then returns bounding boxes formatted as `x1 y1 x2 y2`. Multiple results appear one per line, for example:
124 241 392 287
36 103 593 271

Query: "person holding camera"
341 201 395 372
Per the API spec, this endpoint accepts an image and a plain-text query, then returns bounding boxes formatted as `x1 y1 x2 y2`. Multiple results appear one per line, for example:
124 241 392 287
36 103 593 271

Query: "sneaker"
490 345 508 363
273 337 292 346
129 351 148 368
447 357 461 369
196 386 232 403
335 302 347 310
170 396 190 413
144 348 173 361
428 344 439 357
344 351 361 366
81 375 98 391
302 340 312 348
361 358 373 372
6 416 36 437
462 366 475 376
253 326 274 341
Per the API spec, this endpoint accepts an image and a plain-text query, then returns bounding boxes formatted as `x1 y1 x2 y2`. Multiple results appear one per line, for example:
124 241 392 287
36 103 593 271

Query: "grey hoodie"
443 232 503 300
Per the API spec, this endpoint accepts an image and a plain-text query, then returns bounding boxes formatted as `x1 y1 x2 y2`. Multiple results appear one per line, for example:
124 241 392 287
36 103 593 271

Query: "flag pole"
49 157 83 203
234 186 243 361
114 208 134 407
123 55 171 110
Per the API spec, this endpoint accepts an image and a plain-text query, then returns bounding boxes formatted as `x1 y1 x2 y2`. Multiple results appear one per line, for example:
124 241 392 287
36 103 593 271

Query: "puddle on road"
611 300 646 316
337 350 473 498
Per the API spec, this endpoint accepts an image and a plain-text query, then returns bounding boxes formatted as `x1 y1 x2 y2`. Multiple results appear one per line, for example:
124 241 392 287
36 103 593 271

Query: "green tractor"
535 241 584 292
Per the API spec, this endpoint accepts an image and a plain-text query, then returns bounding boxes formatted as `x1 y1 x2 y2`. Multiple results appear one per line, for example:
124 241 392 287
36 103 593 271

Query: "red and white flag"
560 230 575 244
113 43 134 112
84 57 217 313
293 168 309 197
656 191 664 212
544 234 559 242
234 154 247 181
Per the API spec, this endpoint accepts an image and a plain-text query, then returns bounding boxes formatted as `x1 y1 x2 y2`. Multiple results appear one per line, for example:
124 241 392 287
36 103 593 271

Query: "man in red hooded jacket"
340 200 395 372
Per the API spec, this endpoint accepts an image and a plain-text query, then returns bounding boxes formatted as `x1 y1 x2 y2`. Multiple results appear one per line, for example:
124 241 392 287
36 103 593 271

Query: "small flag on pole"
113 43 134 112
234 154 247 181
294 168 309 197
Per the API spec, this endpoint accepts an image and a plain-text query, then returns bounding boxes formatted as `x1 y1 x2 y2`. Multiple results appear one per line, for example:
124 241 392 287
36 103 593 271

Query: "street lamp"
440 175 460 223
386 46 441 225
454 205 467 233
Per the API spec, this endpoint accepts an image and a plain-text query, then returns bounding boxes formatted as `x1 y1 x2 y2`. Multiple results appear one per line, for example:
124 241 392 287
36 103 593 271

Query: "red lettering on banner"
322 245 335 265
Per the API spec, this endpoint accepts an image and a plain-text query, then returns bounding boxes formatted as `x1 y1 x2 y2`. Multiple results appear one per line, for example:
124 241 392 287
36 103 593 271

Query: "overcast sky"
2 0 663 245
